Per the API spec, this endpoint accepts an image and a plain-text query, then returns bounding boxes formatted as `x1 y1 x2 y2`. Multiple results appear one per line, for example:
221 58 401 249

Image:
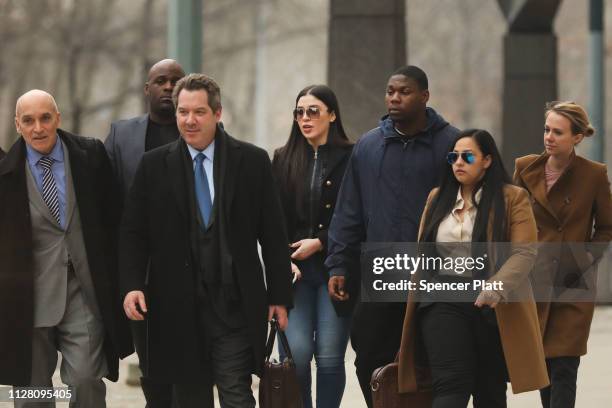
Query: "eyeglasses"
293 106 322 121
447 151 476 165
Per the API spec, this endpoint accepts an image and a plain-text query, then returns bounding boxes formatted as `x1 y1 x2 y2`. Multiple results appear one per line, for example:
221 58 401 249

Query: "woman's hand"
291 262 302 282
474 289 502 308
290 238 323 261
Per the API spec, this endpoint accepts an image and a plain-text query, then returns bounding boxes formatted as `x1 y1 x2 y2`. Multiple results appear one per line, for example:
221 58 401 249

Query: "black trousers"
132 321 176 408
539 356 581 408
173 299 255 408
350 302 406 408
419 302 508 408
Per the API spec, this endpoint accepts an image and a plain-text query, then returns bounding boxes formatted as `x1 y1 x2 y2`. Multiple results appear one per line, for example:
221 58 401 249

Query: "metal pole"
168 0 202 74
589 0 605 162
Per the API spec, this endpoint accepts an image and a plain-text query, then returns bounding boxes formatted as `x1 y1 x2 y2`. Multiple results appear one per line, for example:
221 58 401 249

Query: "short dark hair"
391 65 428 90
172 73 221 112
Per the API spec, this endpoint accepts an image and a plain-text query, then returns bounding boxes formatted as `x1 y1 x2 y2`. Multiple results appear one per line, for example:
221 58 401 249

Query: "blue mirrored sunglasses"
447 151 475 165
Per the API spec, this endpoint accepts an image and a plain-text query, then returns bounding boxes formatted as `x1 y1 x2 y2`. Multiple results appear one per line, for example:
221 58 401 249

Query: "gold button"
325 204 332 209
325 180 332 186
318 224 324 229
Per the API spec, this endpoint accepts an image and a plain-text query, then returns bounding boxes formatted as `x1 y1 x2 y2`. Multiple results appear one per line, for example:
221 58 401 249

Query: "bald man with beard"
0 90 132 406
104 58 185 407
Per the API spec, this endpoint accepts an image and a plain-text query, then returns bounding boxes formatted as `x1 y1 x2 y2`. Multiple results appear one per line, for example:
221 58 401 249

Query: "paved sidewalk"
2 306 611 407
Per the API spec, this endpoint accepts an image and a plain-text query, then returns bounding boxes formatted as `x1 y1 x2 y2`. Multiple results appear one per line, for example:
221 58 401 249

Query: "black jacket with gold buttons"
272 143 353 257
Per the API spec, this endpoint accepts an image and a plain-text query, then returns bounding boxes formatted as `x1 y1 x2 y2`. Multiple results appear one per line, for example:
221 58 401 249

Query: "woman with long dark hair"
398 129 549 407
514 101 612 408
272 85 353 408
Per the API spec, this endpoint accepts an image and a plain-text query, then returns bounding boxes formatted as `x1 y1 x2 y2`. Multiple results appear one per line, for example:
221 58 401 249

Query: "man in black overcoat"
120 73 293 408
0 90 133 405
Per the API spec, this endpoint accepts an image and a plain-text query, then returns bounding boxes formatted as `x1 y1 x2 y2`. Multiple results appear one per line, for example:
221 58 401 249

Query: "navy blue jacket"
325 107 460 277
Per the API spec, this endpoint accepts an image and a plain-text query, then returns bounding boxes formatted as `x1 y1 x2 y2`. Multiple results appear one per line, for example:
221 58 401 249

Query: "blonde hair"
545 101 595 137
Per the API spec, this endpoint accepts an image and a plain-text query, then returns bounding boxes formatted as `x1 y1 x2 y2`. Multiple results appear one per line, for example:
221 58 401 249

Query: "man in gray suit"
104 58 185 407
0 90 132 406
105 59 185 200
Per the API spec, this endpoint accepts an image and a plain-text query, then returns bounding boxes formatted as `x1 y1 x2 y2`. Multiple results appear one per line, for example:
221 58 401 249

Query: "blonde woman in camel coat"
514 101 612 408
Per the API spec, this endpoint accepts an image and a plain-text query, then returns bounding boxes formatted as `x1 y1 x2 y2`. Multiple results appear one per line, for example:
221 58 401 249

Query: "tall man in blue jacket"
326 65 460 407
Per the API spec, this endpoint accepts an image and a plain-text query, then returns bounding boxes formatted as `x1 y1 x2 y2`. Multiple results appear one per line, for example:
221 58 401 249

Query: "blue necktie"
194 153 212 227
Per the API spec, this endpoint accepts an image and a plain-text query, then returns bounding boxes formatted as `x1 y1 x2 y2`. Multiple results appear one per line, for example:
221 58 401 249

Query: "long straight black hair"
274 85 351 216
421 129 512 244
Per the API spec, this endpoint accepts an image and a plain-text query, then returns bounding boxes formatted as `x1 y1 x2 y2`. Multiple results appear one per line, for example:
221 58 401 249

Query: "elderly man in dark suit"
120 73 293 408
105 58 185 407
0 90 132 407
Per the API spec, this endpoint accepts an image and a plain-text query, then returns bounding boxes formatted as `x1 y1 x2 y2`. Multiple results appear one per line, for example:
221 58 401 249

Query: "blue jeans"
279 259 351 408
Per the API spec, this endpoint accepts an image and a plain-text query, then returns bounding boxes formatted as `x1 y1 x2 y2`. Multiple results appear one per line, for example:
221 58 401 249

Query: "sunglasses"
447 151 476 165
293 106 323 121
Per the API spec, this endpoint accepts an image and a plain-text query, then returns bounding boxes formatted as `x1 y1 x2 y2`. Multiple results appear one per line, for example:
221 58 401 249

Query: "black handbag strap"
264 319 294 362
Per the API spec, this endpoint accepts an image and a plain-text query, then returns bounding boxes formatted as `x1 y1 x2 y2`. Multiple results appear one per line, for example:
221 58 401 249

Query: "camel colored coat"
514 153 612 357
398 185 549 395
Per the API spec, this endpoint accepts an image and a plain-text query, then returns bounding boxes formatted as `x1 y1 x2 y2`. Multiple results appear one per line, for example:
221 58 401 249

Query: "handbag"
371 358 433 408
259 319 303 408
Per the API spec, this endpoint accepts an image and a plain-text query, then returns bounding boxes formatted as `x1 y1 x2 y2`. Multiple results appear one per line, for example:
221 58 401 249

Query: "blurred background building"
0 0 610 167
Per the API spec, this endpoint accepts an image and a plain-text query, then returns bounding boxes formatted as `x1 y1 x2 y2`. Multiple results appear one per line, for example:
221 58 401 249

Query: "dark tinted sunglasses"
293 106 322 121
447 151 476 165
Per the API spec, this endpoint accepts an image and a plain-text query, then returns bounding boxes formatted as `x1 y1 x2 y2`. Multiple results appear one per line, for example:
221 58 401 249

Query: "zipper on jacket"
309 150 318 237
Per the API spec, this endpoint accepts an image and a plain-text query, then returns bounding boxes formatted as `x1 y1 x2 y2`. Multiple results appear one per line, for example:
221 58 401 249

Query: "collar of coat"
517 150 579 223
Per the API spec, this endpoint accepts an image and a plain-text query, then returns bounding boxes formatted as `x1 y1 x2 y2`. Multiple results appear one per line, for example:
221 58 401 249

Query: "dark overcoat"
0 130 133 386
119 131 293 383
514 153 612 357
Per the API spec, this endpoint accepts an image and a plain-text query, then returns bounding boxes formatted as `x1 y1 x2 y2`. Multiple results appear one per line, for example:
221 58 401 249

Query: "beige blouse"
436 188 481 276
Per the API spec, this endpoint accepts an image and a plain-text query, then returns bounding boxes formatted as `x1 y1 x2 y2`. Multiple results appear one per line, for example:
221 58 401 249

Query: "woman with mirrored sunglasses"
271 84 353 408
514 101 612 408
398 129 549 407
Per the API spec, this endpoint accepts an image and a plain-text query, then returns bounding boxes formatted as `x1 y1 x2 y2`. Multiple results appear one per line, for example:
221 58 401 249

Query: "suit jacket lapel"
134 114 148 158
166 139 189 221
61 140 76 226
519 153 561 223
24 163 61 227
61 131 94 227
221 131 242 214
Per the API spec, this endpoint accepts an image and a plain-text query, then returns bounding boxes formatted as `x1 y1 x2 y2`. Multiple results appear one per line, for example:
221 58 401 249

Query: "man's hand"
290 238 323 261
328 276 349 301
124 290 148 320
291 262 302 282
268 305 288 330
474 289 501 308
